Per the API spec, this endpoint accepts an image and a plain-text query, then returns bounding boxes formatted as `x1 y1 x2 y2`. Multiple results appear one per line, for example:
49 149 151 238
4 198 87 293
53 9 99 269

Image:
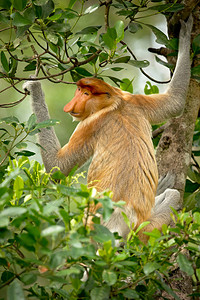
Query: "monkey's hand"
23 80 44 103
179 14 193 47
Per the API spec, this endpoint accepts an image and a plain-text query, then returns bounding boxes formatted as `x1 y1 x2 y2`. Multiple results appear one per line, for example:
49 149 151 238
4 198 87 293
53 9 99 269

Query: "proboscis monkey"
23 16 193 242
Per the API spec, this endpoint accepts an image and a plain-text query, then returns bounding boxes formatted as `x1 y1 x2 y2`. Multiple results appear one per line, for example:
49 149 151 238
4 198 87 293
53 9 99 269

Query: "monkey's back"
87 103 158 223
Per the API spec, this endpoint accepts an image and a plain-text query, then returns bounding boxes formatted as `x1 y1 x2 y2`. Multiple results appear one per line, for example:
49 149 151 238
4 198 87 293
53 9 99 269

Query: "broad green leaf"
46 32 58 44
41 225 65 236
177 253 194 276
144 81 159 95
11 12 32 26
144 262 160 275
90 286 110 300
1 51 9 73
92 224 115 246
14 175 24 199
76 26 101 35
102 270 117 286
0 0 11 9
155 56 174 70
150 3 184 12
193 212 200 224
128 22 143 33
122 289 140 299
1 271 15 282
114 20 124 42
0 207 27 217
13 0 28 11
24 61 37 72
35 119 60 129
0 116 19 124
114 56 130 63
147 24 169 46
191 65 200 77
192 34 200 55
75 67 93 77
68 0 77 9
15 150 35 157
26 113 37 131
7 279 25 300
20 273 37 285
135 221 150 233
0 217 9 227
84 4 99 14
120 78 133 93
129 60 149 68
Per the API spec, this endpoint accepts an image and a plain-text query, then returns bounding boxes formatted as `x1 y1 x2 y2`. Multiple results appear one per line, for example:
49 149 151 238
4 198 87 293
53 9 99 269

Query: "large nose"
63 97 76 113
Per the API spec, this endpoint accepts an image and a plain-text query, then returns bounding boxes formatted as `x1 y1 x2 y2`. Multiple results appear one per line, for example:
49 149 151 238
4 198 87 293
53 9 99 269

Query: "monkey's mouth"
69 111 81 117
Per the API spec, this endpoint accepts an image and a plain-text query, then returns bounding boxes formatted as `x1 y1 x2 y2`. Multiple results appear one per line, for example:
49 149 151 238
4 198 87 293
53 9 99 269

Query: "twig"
120 40 171 84
152 124 166 138
0 93 28 108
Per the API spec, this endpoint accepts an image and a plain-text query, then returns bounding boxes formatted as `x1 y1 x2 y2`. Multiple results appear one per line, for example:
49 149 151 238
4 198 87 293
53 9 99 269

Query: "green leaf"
0 207 27 217
26 113 37 131
20 273 37 285
191 65 200 77
41 225 65 236
92 224 115 246
114 20 124 42
14 175 24 199
147 24 169 46
120 78 133 93
177 253 194 276
0 0 11 9
68 0 77 8
192 34 200 55
35 119 60 129
102 31 116 50
24 61 37 72
11 12 32 26
0 217 9 227
84 4 99 14
135 221 150 233
193 212 200 224
122 289 140 299
144 262 160 275
144 81 159 95
102 270 117 286
1 271 15 282
90 286 110 300
75 67 93 77
129 60 149 68
155 56 174 70
114 56 130 63
76 26 101 35
128 22 143 34
7 279 25 300
150 3 185 12
0 116 19 124
1 51 9 73
13 0 28 11
15 150 35 157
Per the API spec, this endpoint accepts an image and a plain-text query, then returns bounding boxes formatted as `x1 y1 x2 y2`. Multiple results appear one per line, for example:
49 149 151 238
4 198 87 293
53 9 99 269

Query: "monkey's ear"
77 78 116 95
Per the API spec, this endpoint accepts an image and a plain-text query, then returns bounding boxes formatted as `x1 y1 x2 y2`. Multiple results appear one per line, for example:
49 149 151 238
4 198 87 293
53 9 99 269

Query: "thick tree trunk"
156 2 200 202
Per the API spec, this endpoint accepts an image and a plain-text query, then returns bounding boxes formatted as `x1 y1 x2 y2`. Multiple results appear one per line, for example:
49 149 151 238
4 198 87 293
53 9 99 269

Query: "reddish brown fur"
60 78 160 239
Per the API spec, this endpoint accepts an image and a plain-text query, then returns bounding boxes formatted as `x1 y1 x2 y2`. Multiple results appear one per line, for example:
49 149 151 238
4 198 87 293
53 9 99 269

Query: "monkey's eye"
84 92 89 95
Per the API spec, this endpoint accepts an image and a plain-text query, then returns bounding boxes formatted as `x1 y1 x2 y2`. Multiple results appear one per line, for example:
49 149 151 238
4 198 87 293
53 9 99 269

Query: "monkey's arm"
23 81 93 175
135 15 193 124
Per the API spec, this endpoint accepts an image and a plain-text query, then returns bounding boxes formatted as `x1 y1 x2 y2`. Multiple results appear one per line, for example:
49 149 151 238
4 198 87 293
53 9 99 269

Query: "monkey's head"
64 78 121 121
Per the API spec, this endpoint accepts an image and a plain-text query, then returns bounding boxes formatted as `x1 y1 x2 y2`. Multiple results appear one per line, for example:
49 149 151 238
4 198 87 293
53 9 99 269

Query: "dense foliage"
0 0 200 299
